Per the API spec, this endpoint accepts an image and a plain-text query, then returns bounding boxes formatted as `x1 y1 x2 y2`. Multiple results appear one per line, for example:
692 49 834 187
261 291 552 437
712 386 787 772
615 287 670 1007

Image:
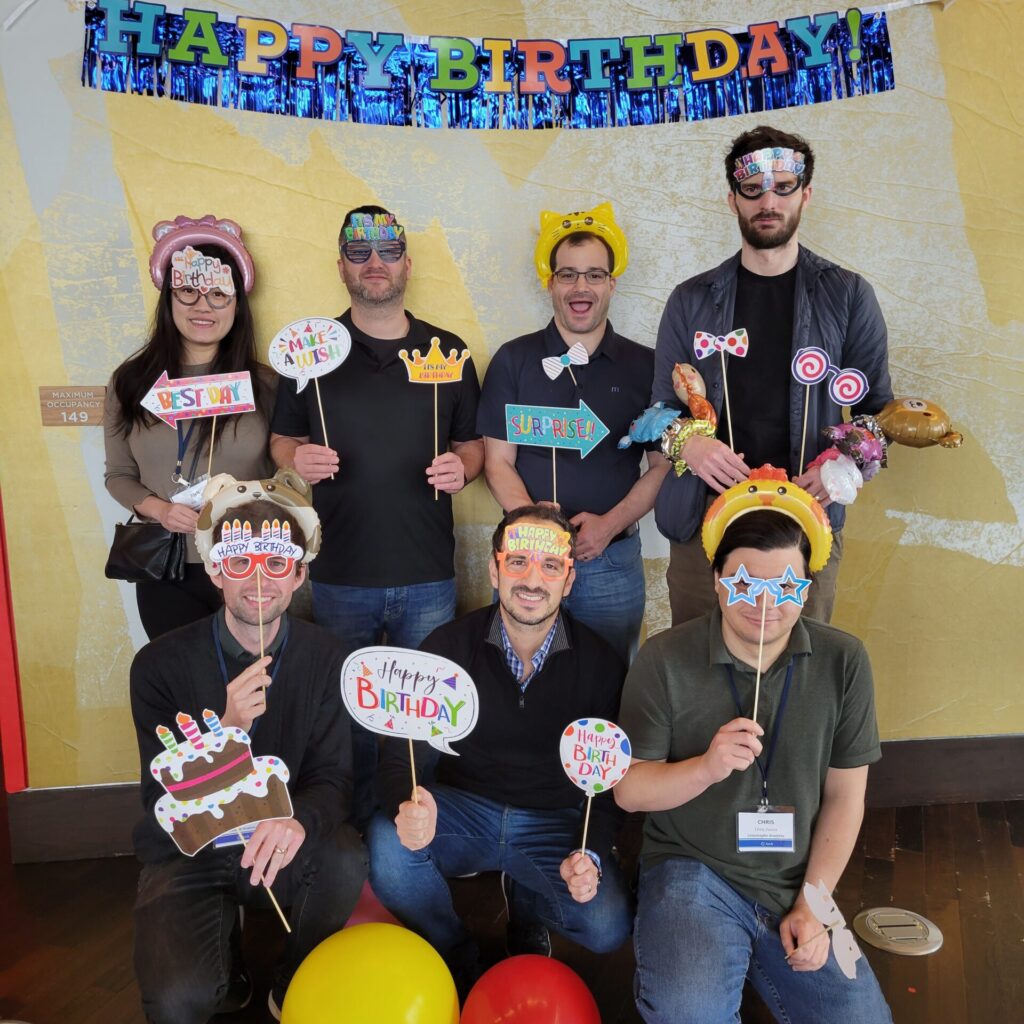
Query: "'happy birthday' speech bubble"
341 647 478 755
269 317 351 393
559 718 631 793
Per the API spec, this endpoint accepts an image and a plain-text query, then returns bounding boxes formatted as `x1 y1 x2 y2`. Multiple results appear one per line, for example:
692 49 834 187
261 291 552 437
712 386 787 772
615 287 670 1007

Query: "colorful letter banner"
340 647 479 755
505 400 609 458
141 369 255 428
82 5 894 130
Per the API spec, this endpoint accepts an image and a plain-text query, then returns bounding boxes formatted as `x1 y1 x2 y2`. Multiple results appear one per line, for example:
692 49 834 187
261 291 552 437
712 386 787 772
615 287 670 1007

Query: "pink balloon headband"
149 214 255 293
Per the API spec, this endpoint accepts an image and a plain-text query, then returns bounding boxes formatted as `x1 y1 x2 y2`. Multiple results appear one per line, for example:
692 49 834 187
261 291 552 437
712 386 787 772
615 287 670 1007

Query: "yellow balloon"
281 923 459 1024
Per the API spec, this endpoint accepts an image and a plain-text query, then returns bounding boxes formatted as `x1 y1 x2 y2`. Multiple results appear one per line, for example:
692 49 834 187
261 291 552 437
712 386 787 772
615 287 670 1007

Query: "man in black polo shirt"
367 505 632 993
270 204 483 824
651 126 892 625
478 204 669 663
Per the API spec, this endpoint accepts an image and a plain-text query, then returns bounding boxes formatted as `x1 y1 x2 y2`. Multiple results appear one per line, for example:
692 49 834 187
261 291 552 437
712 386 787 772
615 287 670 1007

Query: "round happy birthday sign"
559 718 631 794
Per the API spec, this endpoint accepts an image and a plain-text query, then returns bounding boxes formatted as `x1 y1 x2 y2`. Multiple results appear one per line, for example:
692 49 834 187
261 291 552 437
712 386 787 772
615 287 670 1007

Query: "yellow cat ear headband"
534 202 629 287
701 466 833 572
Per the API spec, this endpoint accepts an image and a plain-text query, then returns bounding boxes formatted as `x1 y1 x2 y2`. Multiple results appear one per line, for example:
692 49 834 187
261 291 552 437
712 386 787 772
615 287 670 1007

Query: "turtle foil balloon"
876 398 963 449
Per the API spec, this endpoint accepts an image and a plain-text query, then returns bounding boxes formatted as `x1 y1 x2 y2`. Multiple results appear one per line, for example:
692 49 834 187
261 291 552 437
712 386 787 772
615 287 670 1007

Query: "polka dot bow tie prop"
693 329 749 360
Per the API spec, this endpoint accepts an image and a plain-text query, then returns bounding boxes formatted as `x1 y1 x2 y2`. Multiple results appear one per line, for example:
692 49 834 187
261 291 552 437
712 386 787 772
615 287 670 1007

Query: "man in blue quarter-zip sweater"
367 504 632 996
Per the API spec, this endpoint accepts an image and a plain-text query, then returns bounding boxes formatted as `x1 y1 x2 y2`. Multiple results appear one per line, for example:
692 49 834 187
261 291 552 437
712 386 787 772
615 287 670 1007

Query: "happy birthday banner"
81 3 894 130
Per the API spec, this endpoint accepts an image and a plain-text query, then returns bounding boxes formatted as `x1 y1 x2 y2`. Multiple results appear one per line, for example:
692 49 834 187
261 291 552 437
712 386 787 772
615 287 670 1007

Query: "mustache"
512 586 550 598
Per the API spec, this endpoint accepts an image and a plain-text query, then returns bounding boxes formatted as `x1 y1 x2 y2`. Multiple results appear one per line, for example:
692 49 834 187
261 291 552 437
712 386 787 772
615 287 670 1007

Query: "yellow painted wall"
0 2 1020 788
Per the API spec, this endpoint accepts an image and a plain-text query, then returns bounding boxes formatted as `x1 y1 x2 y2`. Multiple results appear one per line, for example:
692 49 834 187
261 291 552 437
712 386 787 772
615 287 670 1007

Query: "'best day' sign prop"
141 370 255 428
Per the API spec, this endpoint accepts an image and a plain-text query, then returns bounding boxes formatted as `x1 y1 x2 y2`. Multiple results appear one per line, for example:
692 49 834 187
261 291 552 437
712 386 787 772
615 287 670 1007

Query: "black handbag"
104 515 186 582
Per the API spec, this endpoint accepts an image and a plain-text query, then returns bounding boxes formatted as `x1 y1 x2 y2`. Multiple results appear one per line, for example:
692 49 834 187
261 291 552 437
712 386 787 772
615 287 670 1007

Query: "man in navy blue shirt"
477 204 669 663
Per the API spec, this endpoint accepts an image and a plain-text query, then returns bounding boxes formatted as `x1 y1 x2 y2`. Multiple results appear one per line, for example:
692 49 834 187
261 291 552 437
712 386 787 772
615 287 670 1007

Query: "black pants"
133 823 368 1024
135 562 221 640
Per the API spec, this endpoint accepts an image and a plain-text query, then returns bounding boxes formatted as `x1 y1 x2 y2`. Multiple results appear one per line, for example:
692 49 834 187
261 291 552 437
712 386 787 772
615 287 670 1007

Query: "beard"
343 268 407 307
737 206 802 250
500 585 559 627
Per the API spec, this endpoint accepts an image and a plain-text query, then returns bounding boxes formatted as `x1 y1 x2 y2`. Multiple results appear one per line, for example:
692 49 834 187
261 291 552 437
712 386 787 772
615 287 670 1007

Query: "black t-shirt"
476 320 656 520
723 264 796 469
270 310 481 587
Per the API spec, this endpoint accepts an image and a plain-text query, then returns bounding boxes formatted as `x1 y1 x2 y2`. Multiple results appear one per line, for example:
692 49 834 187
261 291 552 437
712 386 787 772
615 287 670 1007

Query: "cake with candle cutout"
150 710 293 856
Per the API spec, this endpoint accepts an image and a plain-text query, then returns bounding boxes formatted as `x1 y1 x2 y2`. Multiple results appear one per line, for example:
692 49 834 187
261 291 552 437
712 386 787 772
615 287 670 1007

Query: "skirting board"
7 736 1024 863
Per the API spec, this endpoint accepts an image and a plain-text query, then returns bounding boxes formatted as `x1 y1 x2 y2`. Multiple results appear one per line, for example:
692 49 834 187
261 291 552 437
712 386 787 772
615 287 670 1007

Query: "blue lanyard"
173 420 199 482
725 659 795 806
211 616 289 739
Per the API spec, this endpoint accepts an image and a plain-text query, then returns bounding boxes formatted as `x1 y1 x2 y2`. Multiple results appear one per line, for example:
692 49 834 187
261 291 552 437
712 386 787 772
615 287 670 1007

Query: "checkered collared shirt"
487 609 569 691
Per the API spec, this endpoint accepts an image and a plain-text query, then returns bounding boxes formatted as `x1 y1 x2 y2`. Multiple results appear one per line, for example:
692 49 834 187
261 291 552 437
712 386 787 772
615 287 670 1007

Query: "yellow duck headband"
534 202 629 287
701 467 833 573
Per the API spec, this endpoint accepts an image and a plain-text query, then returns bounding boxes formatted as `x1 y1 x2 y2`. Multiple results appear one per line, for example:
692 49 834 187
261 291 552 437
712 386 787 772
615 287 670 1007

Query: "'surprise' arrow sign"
505 400 609 459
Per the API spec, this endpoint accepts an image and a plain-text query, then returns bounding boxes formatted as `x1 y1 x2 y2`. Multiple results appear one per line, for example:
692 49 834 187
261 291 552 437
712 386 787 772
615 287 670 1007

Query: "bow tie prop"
542 342 589 385
786 880 864 980
694 329 749 451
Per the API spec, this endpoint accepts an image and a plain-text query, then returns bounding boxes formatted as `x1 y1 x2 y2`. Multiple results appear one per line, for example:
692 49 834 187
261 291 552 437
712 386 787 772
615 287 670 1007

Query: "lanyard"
211 616 289 739
725 659 795 807
173 421 199 483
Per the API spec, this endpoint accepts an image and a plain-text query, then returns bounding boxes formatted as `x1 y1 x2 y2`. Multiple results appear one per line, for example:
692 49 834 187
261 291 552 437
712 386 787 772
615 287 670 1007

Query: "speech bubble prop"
269 318 351 394
141 370 255 429
150 710 293 857
560 718 631 794
341 647 478 755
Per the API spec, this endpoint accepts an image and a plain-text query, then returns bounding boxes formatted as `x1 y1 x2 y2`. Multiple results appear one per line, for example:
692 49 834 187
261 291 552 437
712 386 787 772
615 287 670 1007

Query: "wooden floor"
2 802 1022 1023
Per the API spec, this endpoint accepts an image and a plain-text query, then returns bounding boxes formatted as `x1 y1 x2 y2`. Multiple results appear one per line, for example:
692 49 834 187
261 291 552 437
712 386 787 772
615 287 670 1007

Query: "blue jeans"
367 785 633 971
133 824 367 1024
312 578 457 828
634 857 892 1024
563 531 645 665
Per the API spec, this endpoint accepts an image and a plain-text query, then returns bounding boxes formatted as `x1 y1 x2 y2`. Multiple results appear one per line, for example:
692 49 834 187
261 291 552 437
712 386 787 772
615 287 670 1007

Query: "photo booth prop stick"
141 369 255 478
505 401 609 504
785 880 863 980
542 341 589 387
720 563 810 721
341 647 479 802
694 330 748 451
398 337 472 500
791 347 870 474
268 318 351 478
209 517 304 662
560 719 631 856
150 711 292 931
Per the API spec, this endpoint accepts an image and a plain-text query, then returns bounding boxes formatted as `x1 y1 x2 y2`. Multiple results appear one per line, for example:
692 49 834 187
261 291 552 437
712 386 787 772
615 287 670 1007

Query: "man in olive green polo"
615 475 892 1024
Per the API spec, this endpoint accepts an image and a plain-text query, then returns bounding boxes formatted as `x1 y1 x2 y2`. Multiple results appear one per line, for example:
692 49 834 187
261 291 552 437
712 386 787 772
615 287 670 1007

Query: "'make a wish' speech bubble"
269 317 351 393
341 647 478 755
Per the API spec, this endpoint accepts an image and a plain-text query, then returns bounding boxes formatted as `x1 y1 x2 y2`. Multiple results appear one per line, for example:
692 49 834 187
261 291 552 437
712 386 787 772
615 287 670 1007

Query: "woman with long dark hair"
104 215 275 639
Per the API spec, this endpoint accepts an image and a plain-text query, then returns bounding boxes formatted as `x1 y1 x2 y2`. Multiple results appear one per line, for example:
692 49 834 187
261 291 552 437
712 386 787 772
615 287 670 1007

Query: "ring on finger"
274 846 287 855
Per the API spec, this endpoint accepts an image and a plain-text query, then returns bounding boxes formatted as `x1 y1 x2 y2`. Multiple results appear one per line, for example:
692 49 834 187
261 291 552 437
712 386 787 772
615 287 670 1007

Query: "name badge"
737 805 795 853
170 475 209 509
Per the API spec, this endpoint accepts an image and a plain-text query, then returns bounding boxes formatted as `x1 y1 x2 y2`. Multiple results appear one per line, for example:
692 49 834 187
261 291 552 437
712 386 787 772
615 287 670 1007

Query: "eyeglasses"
340 240 407 264
172 286 235 309
733 178 804 200
552 268 612 285
221 553 296 581
496 551 573 581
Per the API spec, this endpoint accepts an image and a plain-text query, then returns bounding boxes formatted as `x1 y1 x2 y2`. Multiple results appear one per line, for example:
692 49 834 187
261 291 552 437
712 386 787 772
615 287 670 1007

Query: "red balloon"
461 955 601 1024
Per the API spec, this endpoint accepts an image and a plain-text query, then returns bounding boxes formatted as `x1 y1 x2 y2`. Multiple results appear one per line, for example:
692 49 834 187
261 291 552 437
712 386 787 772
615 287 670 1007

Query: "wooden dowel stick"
751 596 769 723
433 383 439 502
552 448 557 505
207 416 217 480
798 383 811 476
235 829 291 934
314 379 334 481
256 573 265 660
409 737 419 804
579 795 593 854
720 349 735 452
785 925 832 960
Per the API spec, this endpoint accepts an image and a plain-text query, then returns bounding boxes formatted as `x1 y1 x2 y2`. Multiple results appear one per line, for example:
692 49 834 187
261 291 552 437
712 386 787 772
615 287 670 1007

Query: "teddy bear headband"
195 470 321 569
149 214 255 294
534 201 629 288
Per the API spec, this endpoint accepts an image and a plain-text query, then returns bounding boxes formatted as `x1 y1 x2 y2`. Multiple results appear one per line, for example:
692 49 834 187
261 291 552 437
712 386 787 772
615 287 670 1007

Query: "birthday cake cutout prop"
150 710 292 856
